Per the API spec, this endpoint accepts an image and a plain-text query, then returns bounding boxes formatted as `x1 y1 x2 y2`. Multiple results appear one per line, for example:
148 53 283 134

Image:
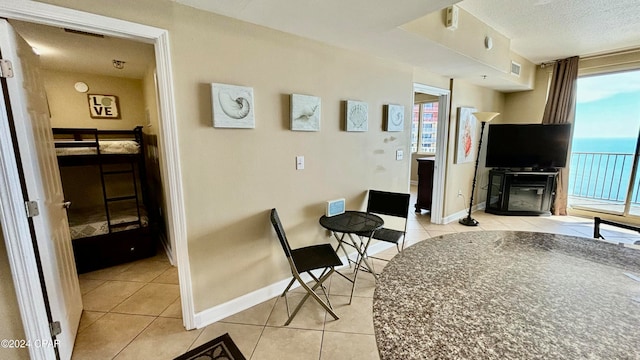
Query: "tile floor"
71 188 640 360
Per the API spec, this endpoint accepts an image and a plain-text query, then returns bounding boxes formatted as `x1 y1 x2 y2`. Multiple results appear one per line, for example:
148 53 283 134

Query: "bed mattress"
68 205 148 240
55 140 140 156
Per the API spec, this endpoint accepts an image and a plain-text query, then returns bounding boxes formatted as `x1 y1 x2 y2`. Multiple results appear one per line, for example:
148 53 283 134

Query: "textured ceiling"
10 1 640 90
174 0 640 89
458 0 640 63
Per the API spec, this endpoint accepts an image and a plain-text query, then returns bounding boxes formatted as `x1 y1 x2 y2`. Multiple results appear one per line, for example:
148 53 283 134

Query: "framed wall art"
88 94 120 119
455 106 477 164
385 104 404 131
291 94 321 131
211 83 255 128
346 100 368 132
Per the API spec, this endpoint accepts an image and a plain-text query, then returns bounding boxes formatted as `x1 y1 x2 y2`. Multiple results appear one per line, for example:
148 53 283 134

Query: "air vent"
510 61 521 77
63 28 104 38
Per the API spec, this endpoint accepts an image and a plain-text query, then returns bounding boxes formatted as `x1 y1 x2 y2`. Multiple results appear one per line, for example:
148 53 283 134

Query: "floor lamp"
459 111 500 226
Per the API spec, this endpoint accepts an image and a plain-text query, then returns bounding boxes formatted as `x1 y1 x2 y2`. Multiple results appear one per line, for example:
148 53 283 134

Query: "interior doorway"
4 17 180 358
411 83 451 224
10 19 171 266
0 3 194 358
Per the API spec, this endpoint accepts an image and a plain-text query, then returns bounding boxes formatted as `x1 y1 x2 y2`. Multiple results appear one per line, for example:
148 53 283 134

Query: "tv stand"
485 169 557 216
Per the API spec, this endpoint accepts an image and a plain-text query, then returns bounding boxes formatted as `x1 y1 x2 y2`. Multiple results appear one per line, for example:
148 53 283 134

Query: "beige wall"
579 49 640 76
173 7 415 310
0 223 30 360
413 67 451 90
502 65 552 124
402 7 535 90
44 70 146 130
34 0 505 315
446 80 505 216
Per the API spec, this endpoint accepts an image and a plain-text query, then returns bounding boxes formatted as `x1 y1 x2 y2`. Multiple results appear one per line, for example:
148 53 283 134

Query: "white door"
0 19 82 360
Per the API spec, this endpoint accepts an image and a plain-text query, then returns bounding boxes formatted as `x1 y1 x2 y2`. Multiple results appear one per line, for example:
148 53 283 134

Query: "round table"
320 211 384 302
319 210 383 235
373 231 640 360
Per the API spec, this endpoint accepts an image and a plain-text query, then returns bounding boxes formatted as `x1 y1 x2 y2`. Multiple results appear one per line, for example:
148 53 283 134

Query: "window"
568 69 640 217
411 101 438 153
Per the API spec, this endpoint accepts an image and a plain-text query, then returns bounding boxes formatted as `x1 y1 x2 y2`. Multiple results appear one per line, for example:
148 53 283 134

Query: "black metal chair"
356 190 411 253
270 208 344 325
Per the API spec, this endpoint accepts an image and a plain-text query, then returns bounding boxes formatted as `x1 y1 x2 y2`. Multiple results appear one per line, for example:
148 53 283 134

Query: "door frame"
0 0 194 338
413 83 450 224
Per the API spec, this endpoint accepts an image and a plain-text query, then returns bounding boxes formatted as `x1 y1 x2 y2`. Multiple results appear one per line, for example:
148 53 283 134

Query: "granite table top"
373 231 640 360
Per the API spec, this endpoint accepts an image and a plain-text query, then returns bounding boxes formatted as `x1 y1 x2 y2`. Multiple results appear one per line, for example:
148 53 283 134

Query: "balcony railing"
568 151 640 205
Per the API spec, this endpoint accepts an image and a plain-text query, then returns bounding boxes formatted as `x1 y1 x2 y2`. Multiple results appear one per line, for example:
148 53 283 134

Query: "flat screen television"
485 123 572 169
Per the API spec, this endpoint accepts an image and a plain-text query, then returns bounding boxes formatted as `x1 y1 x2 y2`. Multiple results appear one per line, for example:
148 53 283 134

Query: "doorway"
411 83 450 224
0 2 193 358
11 19 170 265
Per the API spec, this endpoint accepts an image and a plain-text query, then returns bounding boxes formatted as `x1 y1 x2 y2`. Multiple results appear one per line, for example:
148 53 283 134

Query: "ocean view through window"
568 69 640 216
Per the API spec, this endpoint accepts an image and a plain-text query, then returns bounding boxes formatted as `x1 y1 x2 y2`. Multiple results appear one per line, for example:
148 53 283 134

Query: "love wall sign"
88 94 121 119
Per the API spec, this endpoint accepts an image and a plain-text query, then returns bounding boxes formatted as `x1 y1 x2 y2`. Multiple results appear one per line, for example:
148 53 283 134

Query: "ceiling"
10 20 155 79
459 0 640 64
10 0 640 91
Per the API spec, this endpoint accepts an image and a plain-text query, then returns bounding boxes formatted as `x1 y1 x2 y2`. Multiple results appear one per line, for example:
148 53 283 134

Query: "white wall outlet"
458 189 463 197
296 156 304 170
396 150 404 161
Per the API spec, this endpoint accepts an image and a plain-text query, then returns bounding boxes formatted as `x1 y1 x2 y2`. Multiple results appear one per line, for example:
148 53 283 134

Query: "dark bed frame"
53 126 156 273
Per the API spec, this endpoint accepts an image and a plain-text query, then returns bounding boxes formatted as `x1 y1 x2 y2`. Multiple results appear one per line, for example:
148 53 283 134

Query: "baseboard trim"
443 201 486 224
193 240 394 329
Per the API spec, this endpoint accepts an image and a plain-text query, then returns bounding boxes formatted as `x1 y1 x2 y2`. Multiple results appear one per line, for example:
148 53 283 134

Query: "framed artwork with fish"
211 83 255 128
291 94 321 131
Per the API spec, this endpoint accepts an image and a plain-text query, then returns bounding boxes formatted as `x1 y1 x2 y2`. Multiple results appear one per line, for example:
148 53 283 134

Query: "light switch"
296 156 304 170
396 150 404 161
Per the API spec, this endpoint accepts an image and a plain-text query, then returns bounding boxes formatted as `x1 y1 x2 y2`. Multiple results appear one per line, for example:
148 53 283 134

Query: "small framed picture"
211 83 255 128
88 94 120 119
346 100 368 132
291 94 321 131
385 104 404 131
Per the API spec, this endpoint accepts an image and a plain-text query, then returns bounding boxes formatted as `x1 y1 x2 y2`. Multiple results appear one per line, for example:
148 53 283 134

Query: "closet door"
0 19 81 360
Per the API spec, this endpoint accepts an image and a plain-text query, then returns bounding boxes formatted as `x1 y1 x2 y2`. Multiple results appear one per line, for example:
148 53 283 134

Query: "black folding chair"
270 208 344 325
356 190 411 254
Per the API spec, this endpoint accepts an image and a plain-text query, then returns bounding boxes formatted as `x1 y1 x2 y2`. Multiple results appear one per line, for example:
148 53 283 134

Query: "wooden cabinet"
415 157 435 213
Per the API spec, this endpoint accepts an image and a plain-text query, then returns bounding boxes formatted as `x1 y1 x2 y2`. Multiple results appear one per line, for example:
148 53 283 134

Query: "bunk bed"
53 126 156 273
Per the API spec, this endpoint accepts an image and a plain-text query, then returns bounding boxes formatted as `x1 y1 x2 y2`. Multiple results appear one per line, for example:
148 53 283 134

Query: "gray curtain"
541 56 579 215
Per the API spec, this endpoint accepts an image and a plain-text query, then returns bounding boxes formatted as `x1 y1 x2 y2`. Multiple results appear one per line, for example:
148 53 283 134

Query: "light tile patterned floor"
71 188 640 359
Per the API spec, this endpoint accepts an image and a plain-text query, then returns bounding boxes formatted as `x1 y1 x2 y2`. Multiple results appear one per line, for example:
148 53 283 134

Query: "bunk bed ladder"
97 137 143 234
93 130 114 233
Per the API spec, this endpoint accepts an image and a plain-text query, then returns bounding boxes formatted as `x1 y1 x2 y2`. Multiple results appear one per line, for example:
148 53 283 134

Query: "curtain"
541 56 579 215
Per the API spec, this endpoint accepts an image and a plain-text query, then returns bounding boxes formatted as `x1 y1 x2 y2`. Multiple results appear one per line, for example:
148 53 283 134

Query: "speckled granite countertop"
373 231 640 360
